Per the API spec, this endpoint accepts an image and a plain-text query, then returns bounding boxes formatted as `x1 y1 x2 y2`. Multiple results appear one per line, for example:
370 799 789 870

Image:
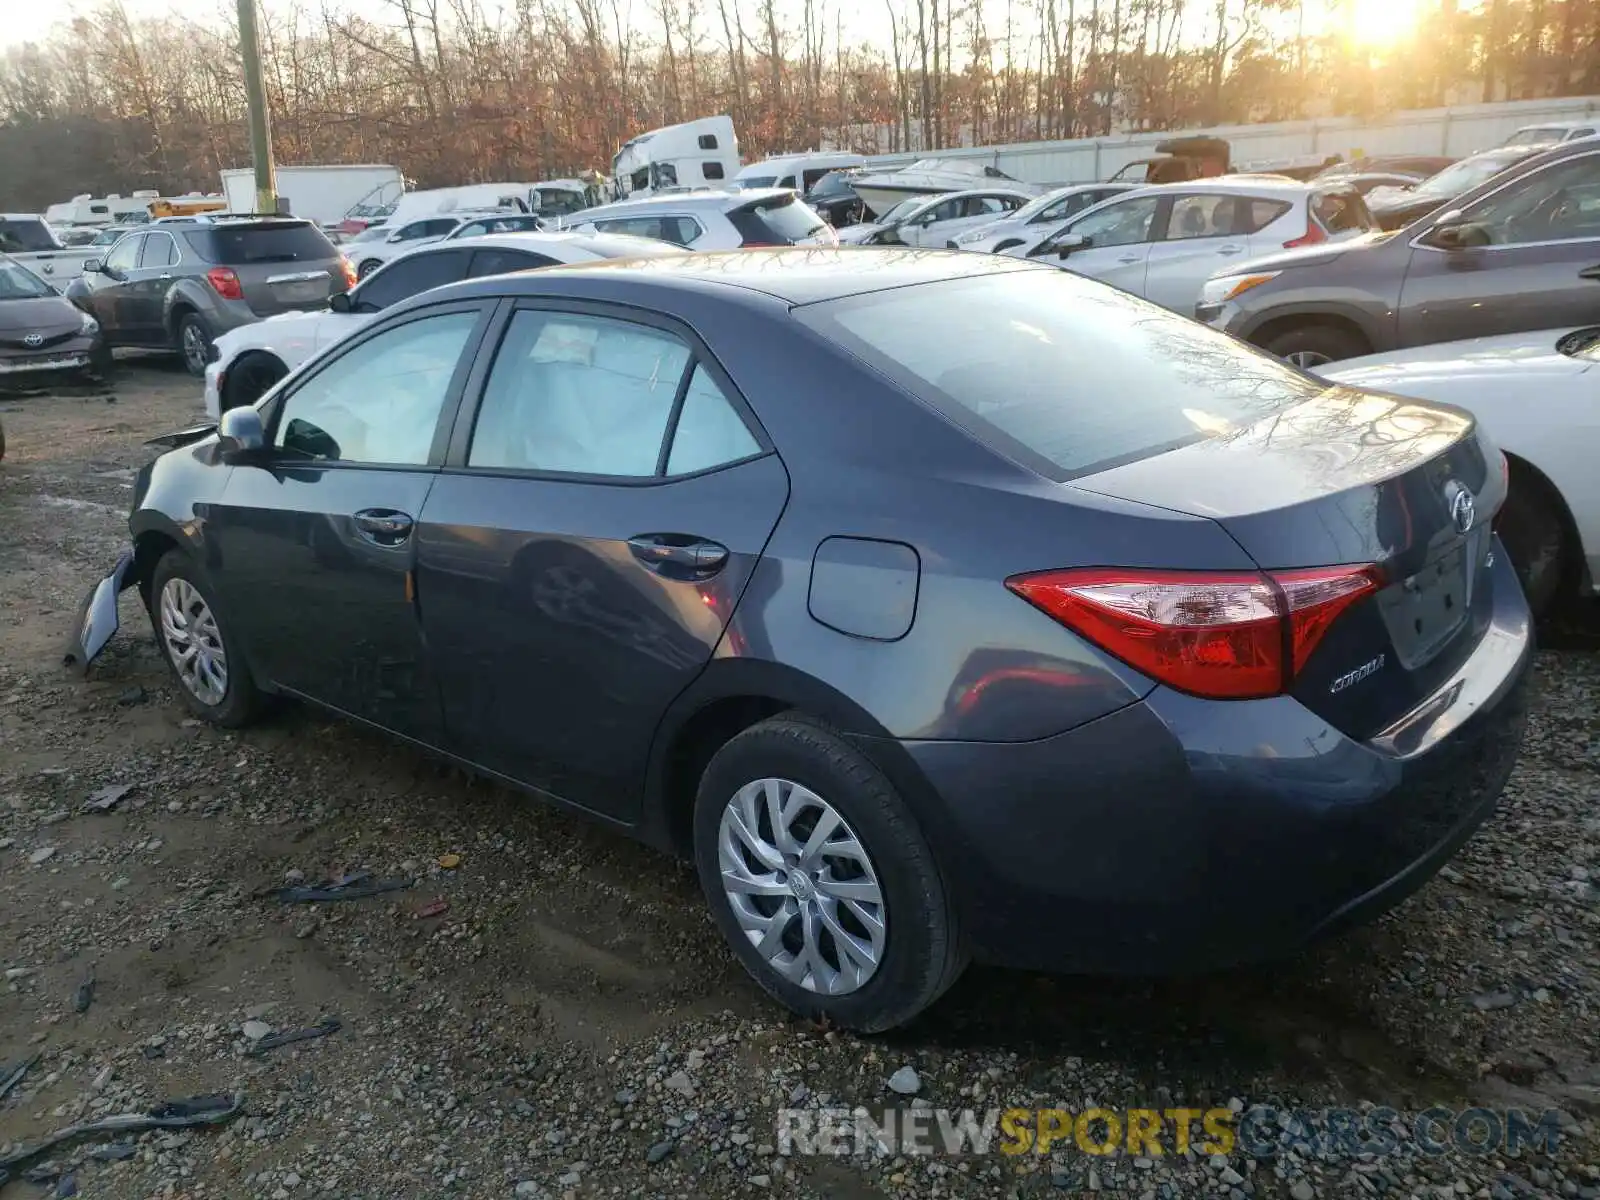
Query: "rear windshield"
1312 189 1374 233
729 195 828 244
0 218 61 253
1506 128 1562 146
795 268 1318 479
738 175 778 189
182 222 334 265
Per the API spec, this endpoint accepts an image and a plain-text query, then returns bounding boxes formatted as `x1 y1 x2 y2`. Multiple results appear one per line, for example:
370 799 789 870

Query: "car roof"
1115 177 1316 202
580 188 791 217
414 230 684 258
411 246 1037 309
1514 119 1596 131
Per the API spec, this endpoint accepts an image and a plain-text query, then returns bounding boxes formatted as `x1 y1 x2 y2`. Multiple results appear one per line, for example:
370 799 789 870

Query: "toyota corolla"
68 249 1531 1032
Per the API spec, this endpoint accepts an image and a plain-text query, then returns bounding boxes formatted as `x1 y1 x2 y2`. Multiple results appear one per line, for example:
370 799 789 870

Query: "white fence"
857 95 1600 183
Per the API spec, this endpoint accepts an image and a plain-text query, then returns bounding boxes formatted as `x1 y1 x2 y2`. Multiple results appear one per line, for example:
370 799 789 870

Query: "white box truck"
220 165 404 228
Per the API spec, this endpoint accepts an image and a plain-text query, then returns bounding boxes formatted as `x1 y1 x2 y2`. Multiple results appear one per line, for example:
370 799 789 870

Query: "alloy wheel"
1285 349 1333 368
717 777 887 995
181 323 208 374
158 577 228 706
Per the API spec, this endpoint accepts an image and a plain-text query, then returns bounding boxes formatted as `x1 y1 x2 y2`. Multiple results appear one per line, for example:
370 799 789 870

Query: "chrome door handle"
628 534 729 577
1217 245 1244 255
1116 254 1140 264
352 509 414 547
158 273 173 280
1579 264 1600 280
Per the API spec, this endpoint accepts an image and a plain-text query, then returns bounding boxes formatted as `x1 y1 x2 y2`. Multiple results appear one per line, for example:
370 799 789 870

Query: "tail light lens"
1006 565 1382 700
340 256 358 288
1283 220 1327 249
206 267 244 301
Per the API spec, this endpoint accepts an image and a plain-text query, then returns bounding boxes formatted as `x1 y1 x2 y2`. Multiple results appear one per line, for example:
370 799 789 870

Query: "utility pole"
237 0 278 213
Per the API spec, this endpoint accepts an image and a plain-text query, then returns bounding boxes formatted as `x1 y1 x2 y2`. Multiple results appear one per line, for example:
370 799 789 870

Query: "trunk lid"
1072 386 1505 738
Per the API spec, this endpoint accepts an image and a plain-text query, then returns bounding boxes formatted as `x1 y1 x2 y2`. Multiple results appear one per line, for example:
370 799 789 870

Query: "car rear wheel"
693 715 965 1033
1262 323 1369 368
175 313 213 378
150 550 263 727
1496 471 1570 620
222 352 287 412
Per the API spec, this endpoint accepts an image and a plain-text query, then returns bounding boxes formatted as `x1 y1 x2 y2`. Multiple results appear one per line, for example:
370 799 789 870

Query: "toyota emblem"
1445 481 1476 535
23 333 43 348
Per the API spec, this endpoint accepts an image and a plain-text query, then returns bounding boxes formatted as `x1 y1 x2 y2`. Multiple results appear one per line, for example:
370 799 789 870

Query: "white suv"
347 210 534 278
566 188 837 249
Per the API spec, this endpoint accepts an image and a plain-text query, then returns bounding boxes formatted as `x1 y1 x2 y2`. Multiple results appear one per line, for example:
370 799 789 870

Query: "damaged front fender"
62 549 137 674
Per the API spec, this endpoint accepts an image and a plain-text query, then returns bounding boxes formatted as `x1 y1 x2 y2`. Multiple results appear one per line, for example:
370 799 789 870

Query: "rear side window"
1312 190 1373 234
0 218 58 253
594 216 702 246
183 222 334 265
469 248 556 277
796 268 1317 480
728 195 828 245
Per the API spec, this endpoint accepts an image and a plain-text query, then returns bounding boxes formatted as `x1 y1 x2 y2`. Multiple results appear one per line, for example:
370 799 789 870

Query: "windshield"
807 172 854 198
349 226 391 243
1414 154 1526 198
92 229 124 246
728 195 830 244
0 218 61 253
0 259 55 299
1013 188 1084 221
1506 128 1563 146
797 268 1314 480
879 197 925 224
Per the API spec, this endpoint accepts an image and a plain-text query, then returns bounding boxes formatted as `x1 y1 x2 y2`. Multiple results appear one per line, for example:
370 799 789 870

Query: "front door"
85 233 145 344
1030 192 1165 296
206 302 492 743
128 229 181 344
415 303 789 820
1398 149 1600 346
1140 192 1264 312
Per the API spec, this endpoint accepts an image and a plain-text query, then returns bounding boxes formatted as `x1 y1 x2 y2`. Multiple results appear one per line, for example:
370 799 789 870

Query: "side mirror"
329 291 352 314
1426 210 1489 249
83 258 103 274
1052 233 1090 258
386 231 403 243
217 406 265 459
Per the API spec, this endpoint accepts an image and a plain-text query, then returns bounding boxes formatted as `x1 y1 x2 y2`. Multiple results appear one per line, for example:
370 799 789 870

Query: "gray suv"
1196 136 1600 366
68 217 353 376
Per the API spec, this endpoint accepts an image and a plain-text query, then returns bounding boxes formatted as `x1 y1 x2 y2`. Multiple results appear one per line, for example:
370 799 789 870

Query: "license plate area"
274 279 327 304
1376 543 1470 669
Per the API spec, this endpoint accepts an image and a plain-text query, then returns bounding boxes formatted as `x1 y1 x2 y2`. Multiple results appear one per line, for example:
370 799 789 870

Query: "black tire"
148 549 264 727
357 258 382 279
1262 322 1369 368
693 715 966 1033
222 352 288 413
174 312 213 378
1497 470 1570 620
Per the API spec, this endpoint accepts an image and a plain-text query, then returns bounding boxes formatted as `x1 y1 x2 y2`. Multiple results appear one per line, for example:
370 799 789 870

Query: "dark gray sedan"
1197 136 1600 365
69 249 1531 1031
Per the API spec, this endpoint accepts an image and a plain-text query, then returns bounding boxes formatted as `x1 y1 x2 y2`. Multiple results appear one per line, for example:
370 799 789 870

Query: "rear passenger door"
414 302 789 820
1140 193 1283 311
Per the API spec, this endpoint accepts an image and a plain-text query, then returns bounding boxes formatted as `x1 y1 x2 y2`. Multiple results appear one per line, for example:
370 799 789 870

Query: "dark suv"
67 217 353 376
1197 136 1600 366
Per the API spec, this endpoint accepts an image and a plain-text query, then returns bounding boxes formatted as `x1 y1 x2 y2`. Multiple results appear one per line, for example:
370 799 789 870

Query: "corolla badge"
1444 480 1476 535
23 333 43 347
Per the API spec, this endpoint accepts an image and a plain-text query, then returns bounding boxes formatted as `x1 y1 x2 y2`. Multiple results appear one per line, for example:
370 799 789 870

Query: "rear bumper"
887 546 1533 974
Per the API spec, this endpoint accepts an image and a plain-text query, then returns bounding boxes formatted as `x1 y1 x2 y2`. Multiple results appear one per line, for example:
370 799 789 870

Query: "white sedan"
1319 327 1600 617
835 188 1033 248
204 231 684 417
946 183 1138 253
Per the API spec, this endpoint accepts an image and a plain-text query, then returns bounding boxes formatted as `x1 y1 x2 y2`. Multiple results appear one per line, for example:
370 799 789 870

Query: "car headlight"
79 311 99 336
1198 272 1281 307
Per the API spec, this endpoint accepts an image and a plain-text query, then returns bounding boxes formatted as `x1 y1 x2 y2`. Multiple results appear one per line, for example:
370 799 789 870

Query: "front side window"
703 162 727 181
273 311 477 465
104 236 142 274
1463 153 1600 244
1059 195 1161 248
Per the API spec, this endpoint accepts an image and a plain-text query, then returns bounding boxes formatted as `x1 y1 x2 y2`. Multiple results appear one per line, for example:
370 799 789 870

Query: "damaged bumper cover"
63 549 137 673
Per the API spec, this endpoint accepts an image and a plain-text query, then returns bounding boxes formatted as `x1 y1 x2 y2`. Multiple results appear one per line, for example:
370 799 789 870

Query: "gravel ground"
1 363 1598 1200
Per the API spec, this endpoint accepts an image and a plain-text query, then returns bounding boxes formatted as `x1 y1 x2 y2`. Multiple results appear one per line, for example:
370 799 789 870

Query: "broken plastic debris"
72 966 96 1014
82 784 133 813
0 1092 243 1184
437 853 462 870
244 1018 341 1057
265 870 414 904
0 1053 39 1103
413 898 449 919
89 1143 136 1162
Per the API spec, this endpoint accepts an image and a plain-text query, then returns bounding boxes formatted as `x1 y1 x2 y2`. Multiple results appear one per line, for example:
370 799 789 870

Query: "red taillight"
1005 565 1382 700
206 267 243 301
340 256 357 289
1283 221 1327 249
